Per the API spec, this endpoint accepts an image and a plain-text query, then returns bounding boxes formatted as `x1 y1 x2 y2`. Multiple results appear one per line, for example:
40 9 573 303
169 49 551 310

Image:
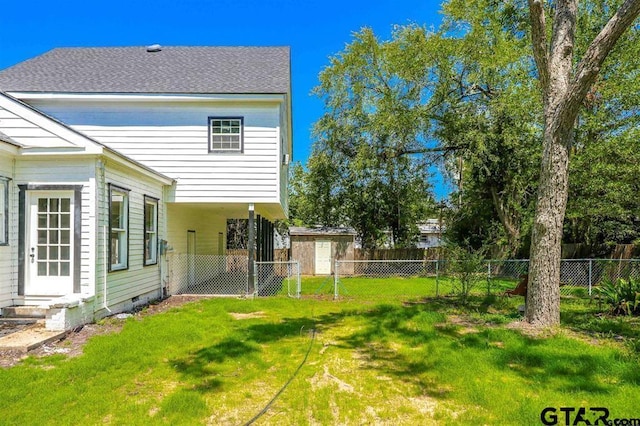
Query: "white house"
417 219 444 249
0 46 292 329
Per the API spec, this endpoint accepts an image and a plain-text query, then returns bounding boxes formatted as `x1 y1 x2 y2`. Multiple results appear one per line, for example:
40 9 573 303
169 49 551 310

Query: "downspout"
103 224 110 313
99 160 111 313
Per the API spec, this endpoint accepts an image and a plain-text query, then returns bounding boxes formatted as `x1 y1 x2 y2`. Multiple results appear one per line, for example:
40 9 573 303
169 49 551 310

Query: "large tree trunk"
526 124 573 325
526 0 640 326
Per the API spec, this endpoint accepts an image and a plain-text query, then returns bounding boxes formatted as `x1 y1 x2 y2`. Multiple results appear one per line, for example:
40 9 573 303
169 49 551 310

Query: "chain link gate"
255 261 301 298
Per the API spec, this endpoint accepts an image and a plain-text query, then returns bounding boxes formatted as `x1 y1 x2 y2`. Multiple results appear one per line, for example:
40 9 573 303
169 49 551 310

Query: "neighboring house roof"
0 46 290 95
290 226 357 237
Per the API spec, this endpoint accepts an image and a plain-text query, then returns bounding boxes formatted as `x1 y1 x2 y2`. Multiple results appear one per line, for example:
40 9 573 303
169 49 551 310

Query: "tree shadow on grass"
328 298 630 397
169 296 636 402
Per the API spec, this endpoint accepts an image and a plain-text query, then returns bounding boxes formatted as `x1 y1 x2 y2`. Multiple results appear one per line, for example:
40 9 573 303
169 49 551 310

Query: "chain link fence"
333 259 640 299
167 255 301 298
255 261 301 298
333 260 439 299
167 254 249 296
166 254 640 300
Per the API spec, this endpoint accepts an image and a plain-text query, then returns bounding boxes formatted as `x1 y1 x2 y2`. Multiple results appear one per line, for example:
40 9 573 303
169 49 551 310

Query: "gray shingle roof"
0 46 290 94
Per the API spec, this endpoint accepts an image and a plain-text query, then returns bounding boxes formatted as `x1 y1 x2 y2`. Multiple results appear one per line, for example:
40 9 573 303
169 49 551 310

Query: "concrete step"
1 306 47 319
0 324 66 352
0 317 42 326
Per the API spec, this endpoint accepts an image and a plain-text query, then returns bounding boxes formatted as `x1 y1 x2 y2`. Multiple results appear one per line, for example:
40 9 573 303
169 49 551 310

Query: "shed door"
315 240 332 275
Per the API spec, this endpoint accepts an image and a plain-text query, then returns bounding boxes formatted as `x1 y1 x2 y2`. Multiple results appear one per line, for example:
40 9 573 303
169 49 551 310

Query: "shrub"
595 278 640 316
448 242 487 303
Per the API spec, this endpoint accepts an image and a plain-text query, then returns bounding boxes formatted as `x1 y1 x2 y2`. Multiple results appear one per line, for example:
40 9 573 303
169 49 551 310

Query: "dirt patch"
0 295 206 369
504 319 560 338
229 311 266 320
309 365 355 393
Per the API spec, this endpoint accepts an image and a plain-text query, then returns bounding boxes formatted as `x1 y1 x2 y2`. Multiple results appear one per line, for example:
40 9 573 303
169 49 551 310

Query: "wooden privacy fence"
355 248 443 261
226 249 289 261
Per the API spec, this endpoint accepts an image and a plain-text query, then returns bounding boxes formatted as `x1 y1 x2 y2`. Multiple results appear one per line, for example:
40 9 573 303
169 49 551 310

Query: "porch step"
1 306 48 319
0 324 66 352
0 317 42 326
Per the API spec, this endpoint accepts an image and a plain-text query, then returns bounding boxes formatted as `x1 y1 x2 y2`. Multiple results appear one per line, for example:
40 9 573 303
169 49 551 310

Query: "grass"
1 277 639 425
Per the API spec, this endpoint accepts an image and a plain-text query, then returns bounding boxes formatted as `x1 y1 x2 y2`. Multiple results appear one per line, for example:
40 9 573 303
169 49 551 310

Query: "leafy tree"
306 27 438 248
565 1 640 251
434 0 542 257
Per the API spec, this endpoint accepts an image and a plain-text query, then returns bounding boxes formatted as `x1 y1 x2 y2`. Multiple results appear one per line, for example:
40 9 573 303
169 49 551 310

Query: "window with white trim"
109 185 129 271
144 196 158 266
208 117 243 152
0 177 8 245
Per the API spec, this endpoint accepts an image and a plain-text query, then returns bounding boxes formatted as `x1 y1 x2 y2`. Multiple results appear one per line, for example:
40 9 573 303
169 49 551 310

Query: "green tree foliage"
565 0 640 250
440 0 640 257
292 0 639 257
295 27 437 248
435 0 542 257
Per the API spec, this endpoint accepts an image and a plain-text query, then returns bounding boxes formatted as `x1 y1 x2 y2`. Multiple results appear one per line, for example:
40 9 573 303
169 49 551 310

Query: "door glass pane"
60 230 70 244
38 230 47 244
50 198 59 212
38 198 47 212
38 246 47 260
61 214 70 228
49 230 59 244
61 198 70 212
37 262 47 276
61 246 70 260
60 262 70 276
49 262 58 276
38 214 47 228
49 246 58 261
49 214 59 228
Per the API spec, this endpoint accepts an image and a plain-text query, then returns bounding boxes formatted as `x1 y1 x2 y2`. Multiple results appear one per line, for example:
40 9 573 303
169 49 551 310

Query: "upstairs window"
109 184 129 271
209 117 243 153
144 196 158 266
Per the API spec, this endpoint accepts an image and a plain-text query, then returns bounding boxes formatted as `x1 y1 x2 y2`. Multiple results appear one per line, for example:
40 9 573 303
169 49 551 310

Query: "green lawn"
1 280 638 425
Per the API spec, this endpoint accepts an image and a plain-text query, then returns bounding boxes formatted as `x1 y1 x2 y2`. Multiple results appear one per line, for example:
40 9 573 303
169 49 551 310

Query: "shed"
290 227 356 275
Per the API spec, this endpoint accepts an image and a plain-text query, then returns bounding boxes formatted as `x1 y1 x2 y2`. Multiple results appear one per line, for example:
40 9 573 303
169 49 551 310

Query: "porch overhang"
166 202 286 221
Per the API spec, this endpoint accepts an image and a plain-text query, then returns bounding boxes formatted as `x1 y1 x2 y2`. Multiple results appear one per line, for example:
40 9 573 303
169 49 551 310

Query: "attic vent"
146 44 162 53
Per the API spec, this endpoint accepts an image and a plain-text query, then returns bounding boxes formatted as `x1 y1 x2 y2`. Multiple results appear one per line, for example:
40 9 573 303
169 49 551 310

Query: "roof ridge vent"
146 44 162 53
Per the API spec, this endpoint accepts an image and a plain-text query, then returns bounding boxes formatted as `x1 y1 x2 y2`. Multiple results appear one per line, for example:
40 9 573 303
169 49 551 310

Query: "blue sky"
0 0 449 197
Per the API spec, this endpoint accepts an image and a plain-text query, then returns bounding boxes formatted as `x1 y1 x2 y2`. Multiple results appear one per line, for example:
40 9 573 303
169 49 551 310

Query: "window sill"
109 265 129 272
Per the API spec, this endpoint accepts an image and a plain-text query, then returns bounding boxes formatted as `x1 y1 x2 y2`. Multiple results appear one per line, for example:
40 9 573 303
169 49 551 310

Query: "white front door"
26 191 74 296
315 240 332 275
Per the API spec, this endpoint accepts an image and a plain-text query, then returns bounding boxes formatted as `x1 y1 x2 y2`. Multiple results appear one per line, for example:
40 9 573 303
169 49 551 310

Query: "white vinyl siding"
0 106 81 149
0 152 15 308
0 177 7 245
98 162 165 309
27 100 286 213
166 204 226 255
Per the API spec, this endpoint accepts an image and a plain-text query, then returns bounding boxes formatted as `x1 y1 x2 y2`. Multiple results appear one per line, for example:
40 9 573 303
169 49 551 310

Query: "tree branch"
528 0 550 95
565 0 640 117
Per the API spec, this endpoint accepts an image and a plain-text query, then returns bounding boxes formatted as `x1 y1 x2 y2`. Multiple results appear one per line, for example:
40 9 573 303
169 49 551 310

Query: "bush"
448 242 487 303
595 278 640 316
